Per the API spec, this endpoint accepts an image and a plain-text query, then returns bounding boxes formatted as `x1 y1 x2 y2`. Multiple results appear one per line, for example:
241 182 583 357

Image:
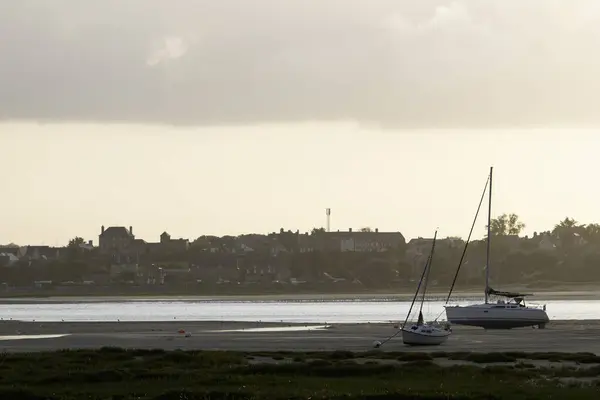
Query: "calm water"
0 299 597 322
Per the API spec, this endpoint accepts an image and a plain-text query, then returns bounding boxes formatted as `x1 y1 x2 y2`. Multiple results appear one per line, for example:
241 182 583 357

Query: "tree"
487 213 525 236
553 217 582 235
584 223 600 243
67 237 85 248
220 236 237 252
359 227 372 232
553 217 585 252
311 228 326 235
191 235 220 250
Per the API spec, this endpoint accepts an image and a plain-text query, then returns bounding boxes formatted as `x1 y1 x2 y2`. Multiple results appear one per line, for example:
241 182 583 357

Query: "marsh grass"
0 349 599 399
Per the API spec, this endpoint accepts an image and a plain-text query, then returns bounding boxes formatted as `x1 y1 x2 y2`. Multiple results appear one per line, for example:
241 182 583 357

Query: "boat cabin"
491 295 546 311
409 325 433 334
492 298 526 308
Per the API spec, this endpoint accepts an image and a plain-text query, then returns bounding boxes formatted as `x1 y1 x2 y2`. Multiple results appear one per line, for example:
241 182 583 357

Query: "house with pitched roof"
98 225 136 255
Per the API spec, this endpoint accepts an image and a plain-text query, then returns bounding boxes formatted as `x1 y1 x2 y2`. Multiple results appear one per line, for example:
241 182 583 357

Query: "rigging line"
376 324 402 346
444 175 490 305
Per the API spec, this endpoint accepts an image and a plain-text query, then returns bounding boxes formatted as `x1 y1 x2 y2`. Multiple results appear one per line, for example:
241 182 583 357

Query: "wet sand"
0 319 598 353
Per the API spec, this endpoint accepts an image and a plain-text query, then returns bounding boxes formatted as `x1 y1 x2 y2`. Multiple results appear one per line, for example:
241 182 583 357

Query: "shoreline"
2 318 598 327
2 288 600 303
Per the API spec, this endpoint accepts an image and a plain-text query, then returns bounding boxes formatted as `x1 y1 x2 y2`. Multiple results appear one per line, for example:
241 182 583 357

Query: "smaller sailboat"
402 230 451 346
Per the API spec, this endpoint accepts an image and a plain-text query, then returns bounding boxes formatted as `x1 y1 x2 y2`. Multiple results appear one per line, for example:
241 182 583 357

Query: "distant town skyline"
2 123 598 246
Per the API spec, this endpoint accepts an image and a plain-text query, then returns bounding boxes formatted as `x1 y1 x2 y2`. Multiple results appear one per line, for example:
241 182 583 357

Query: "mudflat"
0 319 598 353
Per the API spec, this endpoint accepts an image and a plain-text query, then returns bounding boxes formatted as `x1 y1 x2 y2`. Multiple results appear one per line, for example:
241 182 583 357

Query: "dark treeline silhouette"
1 215 600 294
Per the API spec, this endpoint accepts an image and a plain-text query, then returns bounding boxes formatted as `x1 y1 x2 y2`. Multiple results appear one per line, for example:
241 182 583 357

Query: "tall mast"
485 166 493 304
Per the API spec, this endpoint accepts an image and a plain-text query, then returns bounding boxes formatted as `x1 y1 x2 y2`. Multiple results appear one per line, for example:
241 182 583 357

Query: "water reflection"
0 300 595 323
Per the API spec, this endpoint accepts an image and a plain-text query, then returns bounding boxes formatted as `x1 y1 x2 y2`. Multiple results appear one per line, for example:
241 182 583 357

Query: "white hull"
401 324 451 346
445 303 549 329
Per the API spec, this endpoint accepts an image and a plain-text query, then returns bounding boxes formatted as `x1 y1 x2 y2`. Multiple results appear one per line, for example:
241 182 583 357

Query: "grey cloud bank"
1 0 599 128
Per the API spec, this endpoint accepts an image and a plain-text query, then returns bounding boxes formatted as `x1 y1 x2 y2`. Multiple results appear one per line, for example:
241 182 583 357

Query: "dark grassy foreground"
1 349 600 400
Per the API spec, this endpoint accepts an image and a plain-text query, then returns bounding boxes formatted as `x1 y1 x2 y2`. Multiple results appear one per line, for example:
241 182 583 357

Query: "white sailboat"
444 167 550 329
402 231 451 345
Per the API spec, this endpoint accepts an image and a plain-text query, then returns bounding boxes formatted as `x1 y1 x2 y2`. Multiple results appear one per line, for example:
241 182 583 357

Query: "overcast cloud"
1 0 600 127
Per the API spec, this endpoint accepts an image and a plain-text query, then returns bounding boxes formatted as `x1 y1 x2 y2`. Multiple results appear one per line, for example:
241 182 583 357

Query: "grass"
0 348 599 399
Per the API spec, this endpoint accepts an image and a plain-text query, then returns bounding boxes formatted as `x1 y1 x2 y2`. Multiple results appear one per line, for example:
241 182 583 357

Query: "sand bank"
0 319 598 354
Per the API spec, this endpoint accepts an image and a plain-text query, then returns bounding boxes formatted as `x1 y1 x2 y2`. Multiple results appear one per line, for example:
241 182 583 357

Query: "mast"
402 230 437 328
485 166 493 304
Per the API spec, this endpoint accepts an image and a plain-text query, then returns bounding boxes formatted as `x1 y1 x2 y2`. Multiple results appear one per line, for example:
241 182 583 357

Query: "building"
294 229 406 253
0 246 19 256
159 232 189 253
17 245 62 260
297 233 314 253
132 231 190 255
98 225 190 260
78 240 95 251
0 252 19 267
316 228 406 252
98 226 135 255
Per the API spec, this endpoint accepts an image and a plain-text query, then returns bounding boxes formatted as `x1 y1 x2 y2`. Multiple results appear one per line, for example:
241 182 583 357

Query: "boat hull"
402 325 450 346
445 304 549 329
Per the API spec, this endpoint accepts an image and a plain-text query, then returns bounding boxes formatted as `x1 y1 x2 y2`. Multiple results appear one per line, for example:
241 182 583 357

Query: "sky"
1 1 599 245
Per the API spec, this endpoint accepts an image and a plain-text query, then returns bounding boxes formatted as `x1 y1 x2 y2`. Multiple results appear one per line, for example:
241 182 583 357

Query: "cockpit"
494 298 526 308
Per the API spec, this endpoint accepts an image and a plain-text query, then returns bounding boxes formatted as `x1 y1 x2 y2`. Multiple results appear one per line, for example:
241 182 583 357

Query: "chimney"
88 240 93 246
349 228 352 232
375 228 378 233
129 226 133 235
101 225 105 234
